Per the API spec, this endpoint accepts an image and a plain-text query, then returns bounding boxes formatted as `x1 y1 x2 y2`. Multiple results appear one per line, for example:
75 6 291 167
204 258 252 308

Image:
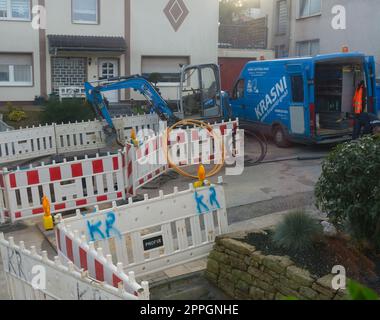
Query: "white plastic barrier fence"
0 171 8 224
0 114 159 165
0 119 241 224
126 136 168 193
167 119 239 167
0 152 127 223
0 233 149 300
54 114 159 155
128 119 240 191
57 180 228 277
55 216 149 298
0 125 57 165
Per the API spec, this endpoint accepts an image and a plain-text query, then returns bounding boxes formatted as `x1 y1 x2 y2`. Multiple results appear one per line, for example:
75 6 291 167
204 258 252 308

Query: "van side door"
230 78 247 120
286 64 309 137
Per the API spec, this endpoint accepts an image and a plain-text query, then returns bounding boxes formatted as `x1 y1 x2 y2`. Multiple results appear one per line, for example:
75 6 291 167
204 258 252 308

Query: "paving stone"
164 265 191 278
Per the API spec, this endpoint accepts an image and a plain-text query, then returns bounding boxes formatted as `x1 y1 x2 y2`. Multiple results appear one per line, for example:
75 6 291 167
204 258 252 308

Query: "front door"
99 59 119 103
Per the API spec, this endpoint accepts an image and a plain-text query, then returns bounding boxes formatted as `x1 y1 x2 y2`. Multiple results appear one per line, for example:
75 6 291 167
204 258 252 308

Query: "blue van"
229 52 377 147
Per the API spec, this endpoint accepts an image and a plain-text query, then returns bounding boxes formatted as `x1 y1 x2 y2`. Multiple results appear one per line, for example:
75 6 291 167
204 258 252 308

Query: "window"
0 54 33 86
291 75 304 102
141 56 189 84
276 0 288 34
233 79 245 99
275 45 288 58
72 0 98 24
299 0 321 18
296 39 320 56
0 0 31 20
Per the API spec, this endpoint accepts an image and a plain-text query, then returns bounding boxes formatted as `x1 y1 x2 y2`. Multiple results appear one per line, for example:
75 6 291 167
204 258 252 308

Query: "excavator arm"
85 75 179 132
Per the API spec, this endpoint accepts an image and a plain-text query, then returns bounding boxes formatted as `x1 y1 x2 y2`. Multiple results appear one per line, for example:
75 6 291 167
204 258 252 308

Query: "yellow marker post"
130 128 139 147
193 164 210 188
42 195 54 231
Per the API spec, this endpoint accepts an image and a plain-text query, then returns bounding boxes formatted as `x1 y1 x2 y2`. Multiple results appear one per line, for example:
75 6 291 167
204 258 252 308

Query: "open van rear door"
286 64 310 137
365 56 377 114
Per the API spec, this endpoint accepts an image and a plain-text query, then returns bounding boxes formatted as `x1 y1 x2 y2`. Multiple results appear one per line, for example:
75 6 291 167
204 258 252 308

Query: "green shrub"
8 110 27 122
40 98 95 124
6 103 27 122
315 137 380 250
273 210 323 252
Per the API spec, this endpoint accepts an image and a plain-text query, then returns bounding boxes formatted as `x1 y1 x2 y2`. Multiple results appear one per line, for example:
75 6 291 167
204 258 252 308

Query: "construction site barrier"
0 114 159 165
0 152 127 223
0 233 149 300
129 119 240 191
56 181 228 277
0 119 240 224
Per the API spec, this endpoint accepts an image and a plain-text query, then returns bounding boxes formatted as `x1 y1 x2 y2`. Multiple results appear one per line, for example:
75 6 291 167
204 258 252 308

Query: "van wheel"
273 126 291 148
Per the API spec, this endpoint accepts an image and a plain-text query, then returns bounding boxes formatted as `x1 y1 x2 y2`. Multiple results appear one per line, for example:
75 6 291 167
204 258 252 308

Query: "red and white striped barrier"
0 233 149 300
167 119 239 166
0 119 240 224
128 135 169 191
1 152 126 223
0 171 9 224
55 217 148 299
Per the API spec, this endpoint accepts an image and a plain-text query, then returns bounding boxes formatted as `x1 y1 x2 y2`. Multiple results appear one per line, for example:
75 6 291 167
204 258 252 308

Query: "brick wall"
51 57 87 94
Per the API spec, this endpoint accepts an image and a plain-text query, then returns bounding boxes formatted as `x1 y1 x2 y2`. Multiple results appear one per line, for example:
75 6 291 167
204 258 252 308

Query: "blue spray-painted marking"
87 220 105 242
194 187 221 215
209 186 220 209
195 192 209 215
87 211 121 241
105 212 122 239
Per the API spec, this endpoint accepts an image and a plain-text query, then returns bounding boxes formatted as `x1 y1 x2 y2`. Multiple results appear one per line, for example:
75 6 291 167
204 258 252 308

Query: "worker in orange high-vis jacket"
353 81 365 115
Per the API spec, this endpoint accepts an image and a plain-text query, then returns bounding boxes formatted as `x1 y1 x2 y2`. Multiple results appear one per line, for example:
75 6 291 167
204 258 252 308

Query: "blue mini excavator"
84 64 232 146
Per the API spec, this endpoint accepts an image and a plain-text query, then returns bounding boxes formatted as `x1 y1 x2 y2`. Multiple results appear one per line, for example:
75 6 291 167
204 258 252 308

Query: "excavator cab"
84 63 226 147
179 64 223 121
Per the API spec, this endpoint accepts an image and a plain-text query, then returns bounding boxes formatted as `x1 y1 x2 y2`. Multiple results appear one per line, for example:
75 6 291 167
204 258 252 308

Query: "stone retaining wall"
206 233 346 300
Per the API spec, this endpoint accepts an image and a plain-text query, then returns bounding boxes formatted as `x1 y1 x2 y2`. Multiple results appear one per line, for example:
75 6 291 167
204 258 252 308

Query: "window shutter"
277 1 288 34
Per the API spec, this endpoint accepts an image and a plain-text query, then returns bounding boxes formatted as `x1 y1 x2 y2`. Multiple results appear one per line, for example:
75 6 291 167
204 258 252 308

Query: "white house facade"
0 0 219 104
